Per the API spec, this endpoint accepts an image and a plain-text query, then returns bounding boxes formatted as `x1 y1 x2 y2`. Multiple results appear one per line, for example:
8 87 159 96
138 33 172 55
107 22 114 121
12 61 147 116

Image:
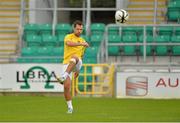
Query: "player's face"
74 24 83 37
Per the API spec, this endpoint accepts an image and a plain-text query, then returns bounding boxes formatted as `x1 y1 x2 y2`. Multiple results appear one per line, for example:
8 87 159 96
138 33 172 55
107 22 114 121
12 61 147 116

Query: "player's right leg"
56 56 79 84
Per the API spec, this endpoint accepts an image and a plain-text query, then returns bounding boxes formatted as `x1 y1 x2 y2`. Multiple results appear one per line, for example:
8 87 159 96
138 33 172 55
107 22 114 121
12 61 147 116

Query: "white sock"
67 100 73 109
63 72 69 79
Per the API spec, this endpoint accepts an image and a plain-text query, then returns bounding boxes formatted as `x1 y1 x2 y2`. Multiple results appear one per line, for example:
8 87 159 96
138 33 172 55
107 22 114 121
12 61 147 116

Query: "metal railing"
105 24 180 63
72 64 115 96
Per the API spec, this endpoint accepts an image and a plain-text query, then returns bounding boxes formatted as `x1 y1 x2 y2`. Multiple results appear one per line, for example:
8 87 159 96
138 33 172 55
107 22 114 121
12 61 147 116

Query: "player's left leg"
63 76 73 113
64 58 82 114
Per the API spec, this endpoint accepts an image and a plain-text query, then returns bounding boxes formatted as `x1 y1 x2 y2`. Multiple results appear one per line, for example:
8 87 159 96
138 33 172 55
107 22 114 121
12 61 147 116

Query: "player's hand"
81 42 89 47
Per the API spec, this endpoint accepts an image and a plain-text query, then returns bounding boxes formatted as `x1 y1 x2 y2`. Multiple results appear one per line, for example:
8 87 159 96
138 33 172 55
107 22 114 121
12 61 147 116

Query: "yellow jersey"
63 33 86 64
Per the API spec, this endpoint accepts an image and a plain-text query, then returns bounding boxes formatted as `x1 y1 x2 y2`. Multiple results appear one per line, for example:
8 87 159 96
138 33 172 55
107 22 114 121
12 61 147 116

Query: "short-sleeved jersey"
63 33 86 64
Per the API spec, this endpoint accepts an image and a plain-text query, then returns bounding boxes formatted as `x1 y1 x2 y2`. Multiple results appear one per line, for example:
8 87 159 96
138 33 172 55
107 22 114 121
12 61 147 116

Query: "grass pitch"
0 95 180 122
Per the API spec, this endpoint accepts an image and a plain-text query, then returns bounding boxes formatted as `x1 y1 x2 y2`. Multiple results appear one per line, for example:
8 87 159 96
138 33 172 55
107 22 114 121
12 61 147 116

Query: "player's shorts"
63 58 82 79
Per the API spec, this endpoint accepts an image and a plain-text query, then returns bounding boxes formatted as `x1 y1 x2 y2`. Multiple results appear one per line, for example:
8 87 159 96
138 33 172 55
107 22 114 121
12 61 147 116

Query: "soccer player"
56 20 89 114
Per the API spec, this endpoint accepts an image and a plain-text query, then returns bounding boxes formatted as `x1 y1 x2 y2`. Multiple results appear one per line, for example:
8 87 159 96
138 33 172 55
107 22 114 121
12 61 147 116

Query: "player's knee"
70 58 76 64
70 56 79 64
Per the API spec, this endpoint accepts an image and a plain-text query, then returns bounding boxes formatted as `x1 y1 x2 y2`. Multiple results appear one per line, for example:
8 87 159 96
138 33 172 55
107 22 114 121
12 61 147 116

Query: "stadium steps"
0 3 20 9
129 16 165 21
128 4 166 8
127 0 167 24
0 11 20 17
0 0 20 63
127 21 161 24
0 56 12 63
129 0 167 3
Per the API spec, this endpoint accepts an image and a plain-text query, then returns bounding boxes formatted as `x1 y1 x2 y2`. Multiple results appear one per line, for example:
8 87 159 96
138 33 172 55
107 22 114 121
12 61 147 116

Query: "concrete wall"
57 0 70 23
116 0 129 10
29 0 53 24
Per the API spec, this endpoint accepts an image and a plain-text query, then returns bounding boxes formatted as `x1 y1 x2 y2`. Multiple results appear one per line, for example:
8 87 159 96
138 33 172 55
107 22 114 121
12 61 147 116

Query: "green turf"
0 95 180 122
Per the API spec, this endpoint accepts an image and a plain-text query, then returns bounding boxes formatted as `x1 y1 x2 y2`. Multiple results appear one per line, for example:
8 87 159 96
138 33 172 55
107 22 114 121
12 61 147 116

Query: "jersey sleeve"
64 34 71 44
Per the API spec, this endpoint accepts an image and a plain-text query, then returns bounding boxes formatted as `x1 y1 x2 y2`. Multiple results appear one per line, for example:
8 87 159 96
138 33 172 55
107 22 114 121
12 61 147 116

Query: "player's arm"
66 41 89 47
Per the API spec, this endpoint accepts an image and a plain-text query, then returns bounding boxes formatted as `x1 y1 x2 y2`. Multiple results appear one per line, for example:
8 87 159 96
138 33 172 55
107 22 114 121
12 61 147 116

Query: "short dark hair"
73 20 83 28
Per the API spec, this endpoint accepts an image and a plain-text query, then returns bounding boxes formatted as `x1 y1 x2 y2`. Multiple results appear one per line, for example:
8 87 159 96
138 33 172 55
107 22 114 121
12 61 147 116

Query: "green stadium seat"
122 35 137 42
157 26 173 36
37 47 53 56
17 58 32 63
52 47 64 56
167 10 180 21
56 23 72 36
57 35 65 46
154 35 170 55
139 35 153 55
108 35 121 43
83 58 97 63
90 23 105 35
42 35 57 47
139 35 153 43
90 35 103 46
154 35 170 43
167 1 180 21
133 26 153 36
175 27 180 35
84 47 98 57
81 35 89 43
108 27 119 35
21 47 38 56
84 47 98 63
122 35 138 55
170 35 180 56
26 35 42 47
171 35 180 42
140 46 152 56
172 46 180 55
156 46 168 56
146 26 153 35
122 27 137 35
39 24 52 35
31 58 51 63
168 0 180 8
108 35 121 56
124 46 136 55
24 24 39 36
25 57 62 63
49 58 63 63
108 46 119 56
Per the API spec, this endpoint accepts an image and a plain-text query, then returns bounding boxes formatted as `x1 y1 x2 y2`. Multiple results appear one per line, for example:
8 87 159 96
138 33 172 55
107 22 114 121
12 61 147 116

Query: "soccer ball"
115 9 129 24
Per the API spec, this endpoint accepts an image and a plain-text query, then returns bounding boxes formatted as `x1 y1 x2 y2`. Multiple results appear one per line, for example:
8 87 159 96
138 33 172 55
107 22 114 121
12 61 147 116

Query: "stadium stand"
0 0 20 63
18 23 65 63
90 23 105 35
127 0 167 24
0 0 179 65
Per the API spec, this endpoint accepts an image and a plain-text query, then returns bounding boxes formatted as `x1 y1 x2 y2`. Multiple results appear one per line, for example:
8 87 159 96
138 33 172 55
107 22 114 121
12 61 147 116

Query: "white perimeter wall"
0 64 64 92
116 72 180 99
